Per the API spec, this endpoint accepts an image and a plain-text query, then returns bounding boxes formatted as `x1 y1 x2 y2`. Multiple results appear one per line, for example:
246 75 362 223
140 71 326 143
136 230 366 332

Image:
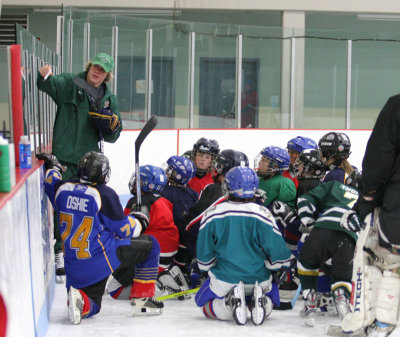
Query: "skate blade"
130 307 162 316
68 289 82 325
232 283 247 325
251 285 265 325
325 325 366 337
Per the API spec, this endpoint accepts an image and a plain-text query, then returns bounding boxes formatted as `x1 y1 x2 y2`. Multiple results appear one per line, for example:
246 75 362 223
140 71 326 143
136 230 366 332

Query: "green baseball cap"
92 52 114 72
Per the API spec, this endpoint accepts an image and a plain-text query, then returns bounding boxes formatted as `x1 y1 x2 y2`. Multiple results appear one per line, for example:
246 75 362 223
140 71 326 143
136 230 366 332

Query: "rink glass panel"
351 40 400 129
302 37 347 129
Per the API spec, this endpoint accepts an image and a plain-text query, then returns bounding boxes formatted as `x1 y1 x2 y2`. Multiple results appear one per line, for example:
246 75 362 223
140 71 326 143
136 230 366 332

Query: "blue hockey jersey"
197 201 293 285
44 169 142 289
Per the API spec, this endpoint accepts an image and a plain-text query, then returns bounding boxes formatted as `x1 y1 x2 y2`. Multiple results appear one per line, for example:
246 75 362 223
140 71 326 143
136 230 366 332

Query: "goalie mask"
128 165 167 194
78 151 110 184
222 166 258 199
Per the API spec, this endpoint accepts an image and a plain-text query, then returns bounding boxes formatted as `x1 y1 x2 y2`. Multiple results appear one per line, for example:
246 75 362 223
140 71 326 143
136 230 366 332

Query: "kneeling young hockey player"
38 152 163 324
117 165 185 298
296 171 362 328
194 166 294 325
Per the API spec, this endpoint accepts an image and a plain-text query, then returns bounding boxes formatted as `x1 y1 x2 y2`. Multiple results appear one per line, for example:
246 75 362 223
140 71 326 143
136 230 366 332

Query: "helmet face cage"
293 149 325 179
128 165 167 194
191 138 220 174
254 146 290 176
222 166 259 199
164 156 196 185
213 150 249 176
319 132 351 162
78 151 111 184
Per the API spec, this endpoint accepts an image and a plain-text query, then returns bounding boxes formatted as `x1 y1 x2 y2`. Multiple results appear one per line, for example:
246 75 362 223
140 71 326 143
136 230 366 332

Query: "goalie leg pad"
375 271 400 325
342 264 382 333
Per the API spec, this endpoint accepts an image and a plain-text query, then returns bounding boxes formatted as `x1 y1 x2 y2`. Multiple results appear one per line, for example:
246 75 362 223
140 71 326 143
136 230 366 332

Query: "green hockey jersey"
297 181 358 241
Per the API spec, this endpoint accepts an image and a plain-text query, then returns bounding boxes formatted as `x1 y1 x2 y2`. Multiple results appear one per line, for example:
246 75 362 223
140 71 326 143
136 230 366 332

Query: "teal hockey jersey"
197 201 293 284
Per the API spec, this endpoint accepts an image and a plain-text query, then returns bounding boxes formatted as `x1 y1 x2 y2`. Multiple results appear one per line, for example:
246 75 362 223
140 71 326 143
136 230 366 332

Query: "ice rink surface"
46 282 400 337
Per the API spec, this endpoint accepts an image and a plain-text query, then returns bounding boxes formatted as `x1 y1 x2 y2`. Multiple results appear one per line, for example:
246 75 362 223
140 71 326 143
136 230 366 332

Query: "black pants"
79 235 153 306
299 228 355 283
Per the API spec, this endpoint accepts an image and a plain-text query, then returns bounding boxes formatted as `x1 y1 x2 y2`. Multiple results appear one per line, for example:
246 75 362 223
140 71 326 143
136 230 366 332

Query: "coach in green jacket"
37 52 122 177
37 52 122 275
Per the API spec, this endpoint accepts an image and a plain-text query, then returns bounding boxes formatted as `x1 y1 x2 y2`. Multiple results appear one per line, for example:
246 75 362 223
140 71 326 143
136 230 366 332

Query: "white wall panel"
105 128 371 196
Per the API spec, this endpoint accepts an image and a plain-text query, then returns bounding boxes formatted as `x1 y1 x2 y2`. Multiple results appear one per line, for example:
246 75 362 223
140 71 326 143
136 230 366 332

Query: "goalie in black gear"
334 94 400 337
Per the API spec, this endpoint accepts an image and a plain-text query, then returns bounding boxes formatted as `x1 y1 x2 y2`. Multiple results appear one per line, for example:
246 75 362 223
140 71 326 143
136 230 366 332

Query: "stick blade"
135 116 158 151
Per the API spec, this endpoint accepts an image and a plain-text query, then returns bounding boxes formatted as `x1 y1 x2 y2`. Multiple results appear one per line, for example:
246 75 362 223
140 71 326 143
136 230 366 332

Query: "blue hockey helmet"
254 146 290 176
164 155 196 185
128 164 167 194
223 166 259 199
287 136 318 153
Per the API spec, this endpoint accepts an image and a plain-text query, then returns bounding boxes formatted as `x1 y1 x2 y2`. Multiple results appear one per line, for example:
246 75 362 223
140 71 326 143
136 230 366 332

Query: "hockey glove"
36 152 65 172
254 188 268 205
271 201 296 228
88 108 121 134
130 211 150 233
353 190 381 222
340 209 364 232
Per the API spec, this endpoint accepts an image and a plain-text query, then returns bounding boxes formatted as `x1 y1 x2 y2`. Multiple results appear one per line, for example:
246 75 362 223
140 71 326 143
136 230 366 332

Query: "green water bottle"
0 135 11 192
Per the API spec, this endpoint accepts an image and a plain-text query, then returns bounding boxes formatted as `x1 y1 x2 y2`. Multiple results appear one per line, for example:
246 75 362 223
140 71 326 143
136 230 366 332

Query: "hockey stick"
73 77 105 153
135 116 158 211
156 287 200 301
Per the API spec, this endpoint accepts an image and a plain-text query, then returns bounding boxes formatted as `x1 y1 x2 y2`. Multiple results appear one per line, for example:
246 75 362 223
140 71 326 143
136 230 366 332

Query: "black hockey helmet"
318 132 351 161
191 137 220 159
293 149 326 179
213 149 249 176
78 151 111 184
345 169 362 190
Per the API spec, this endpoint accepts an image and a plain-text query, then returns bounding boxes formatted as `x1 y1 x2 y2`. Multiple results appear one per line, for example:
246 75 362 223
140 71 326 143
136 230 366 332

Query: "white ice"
45 281 400 337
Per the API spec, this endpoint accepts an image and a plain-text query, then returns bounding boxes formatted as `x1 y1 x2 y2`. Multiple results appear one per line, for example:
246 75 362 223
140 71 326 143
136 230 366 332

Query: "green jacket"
37 71 122 165
258 174 296 208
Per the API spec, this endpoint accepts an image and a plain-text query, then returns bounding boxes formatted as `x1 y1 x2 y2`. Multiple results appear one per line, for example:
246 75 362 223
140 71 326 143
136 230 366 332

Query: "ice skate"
55 249 65 276
300 289 317 327
156 265 190 300
130 297 164 316
106 275 131 300
68 287 83 325
365 320 396 337
225 281 247 325
333 288 350 321
317 291 337 316
250 281 272 325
